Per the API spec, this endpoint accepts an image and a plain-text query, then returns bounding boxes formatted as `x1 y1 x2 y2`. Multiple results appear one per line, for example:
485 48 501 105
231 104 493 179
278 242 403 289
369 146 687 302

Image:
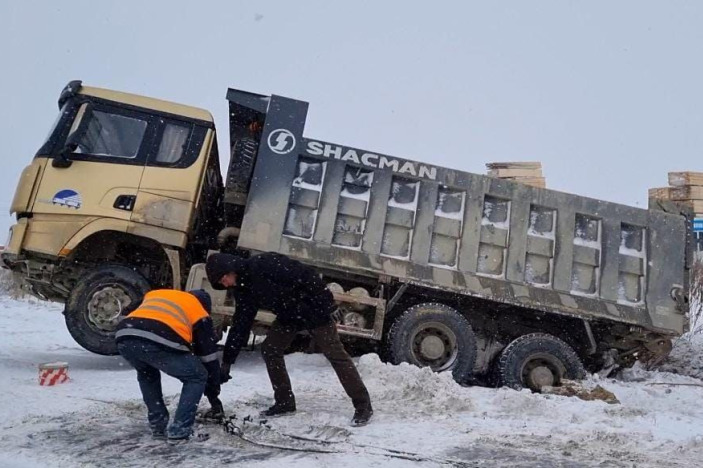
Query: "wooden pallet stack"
649 172 703 214
486 162 546 188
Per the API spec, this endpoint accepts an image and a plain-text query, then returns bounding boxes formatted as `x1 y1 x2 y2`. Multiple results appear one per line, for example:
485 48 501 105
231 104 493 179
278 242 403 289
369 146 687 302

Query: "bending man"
116 289 221 442
206 252 373 426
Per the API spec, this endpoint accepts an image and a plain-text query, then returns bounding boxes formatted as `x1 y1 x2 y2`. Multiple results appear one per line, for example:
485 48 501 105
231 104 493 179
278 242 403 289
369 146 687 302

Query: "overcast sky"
1 1 702 237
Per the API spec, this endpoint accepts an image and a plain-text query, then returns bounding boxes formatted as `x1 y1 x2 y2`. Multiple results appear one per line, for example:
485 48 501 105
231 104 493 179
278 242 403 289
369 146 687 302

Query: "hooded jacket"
206 252 335 365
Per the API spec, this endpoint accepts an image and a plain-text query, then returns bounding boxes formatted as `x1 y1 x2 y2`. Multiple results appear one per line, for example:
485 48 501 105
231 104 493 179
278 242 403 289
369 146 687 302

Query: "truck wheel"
64 265 151 355
387 303 476 382
497 333 586 391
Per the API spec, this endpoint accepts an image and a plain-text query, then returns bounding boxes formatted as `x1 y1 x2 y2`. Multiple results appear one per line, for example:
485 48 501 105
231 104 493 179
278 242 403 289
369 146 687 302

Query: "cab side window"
63 102 154 165
147 118 206 168
155 122 190 164
74 107 149 159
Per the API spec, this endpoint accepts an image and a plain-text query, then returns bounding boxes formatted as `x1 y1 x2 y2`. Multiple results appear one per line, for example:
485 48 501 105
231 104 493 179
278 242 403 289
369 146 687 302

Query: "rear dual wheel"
387 303 476 382
496 333 586 391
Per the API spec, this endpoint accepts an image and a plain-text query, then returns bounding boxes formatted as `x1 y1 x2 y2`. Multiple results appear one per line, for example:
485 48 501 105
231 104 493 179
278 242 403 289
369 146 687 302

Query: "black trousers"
261 320 372 411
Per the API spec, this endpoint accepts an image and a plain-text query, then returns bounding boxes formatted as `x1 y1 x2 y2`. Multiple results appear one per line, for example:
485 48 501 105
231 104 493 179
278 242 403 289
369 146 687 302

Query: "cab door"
32 101 154 221
130 116 211 235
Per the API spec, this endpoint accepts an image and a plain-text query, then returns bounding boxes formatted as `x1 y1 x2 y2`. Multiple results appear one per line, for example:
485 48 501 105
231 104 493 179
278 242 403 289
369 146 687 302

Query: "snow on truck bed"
2 296 703 467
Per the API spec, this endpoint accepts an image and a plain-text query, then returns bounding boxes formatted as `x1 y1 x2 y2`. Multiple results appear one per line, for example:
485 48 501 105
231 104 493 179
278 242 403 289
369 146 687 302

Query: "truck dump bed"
227 90 689 336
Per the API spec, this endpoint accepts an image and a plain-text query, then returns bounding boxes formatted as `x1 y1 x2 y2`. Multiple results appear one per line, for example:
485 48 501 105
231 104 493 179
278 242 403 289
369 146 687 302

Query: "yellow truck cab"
4 81 224 354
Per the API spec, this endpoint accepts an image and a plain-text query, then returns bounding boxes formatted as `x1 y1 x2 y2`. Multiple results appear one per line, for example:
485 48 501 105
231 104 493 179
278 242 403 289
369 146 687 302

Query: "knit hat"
189 289 212 314
205 253 247 290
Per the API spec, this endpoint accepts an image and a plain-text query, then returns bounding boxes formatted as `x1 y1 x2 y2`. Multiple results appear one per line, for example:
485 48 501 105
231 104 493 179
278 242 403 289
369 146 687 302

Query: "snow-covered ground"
2 296 703 467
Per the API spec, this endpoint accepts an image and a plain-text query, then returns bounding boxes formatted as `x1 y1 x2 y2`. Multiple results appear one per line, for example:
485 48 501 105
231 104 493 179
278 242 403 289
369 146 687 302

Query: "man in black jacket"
206 252 373 426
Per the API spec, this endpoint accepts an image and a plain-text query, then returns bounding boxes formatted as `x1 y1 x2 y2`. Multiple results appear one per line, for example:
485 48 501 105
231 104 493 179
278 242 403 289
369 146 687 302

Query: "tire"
64 265 151 355
497 333 586 391
387 303 476 382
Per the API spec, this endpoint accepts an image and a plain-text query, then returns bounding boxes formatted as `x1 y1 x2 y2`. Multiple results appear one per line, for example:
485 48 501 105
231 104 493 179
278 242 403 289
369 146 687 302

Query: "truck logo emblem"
267 128 296 155
51 189 82 209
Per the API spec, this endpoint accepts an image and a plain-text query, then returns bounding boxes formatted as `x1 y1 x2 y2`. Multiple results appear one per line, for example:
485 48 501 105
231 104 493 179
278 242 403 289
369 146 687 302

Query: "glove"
220 362 232 384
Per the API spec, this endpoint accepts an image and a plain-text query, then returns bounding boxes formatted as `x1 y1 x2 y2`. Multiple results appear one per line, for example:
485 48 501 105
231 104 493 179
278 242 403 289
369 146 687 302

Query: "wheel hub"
520 352 567 391
527 365 555 389
420 335 445 360
87 286 132 332
411 322 458 372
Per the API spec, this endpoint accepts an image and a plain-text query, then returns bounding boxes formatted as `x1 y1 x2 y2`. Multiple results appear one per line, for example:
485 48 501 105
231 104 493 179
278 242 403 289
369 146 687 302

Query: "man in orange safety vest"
116 289 220 442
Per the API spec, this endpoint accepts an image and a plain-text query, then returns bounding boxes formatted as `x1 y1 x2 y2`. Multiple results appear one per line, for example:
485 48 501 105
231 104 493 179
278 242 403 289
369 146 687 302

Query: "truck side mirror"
53 102 92 169
52 142 78 168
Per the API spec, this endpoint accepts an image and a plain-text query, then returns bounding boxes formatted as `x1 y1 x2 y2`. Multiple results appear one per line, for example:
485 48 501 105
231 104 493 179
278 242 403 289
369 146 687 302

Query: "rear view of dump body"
226 91 689 346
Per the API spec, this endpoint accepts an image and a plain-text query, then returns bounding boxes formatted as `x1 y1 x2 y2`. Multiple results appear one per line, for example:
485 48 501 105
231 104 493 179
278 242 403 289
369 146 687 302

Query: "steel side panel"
362 171 392 255
235 105 687 335
619 255 644 276
505 188 530 283
600 218 622 303
313 162 345 245
409 181 437 266
646 210 686 329
526 236 554 257
277 235 683 333
573 246 600 267
553 208 576 292
338 197 368 219
458 176 490 274
433 217 462 238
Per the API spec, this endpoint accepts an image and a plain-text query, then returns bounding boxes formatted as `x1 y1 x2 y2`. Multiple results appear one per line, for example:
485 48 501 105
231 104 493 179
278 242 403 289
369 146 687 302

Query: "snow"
339 186 370 202
434 190 465 221
3 296 703 466
292 161 326 192
434 207 464 220
387 181 419 211
480 217 510 229
620 245 645 257
527 226 555 239
527 209 556 239
573 236 601 249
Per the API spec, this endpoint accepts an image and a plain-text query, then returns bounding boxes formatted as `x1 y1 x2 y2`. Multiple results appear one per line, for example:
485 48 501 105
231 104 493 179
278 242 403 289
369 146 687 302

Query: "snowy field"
2 296 703 467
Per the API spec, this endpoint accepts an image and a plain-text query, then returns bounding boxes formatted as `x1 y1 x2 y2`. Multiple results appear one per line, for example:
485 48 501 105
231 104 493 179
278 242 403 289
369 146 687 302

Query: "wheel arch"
64 229 178 288
60 218 130 254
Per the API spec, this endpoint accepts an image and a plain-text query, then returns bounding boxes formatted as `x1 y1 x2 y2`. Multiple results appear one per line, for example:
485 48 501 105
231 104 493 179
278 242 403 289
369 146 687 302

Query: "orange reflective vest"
126 290 209 344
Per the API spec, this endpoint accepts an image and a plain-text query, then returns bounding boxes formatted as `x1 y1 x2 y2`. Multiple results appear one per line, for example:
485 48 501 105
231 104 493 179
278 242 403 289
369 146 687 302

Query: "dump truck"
2 80 692 390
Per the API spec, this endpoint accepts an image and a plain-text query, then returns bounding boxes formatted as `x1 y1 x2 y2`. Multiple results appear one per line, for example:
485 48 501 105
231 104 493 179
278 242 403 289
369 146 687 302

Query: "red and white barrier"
39 362 69 386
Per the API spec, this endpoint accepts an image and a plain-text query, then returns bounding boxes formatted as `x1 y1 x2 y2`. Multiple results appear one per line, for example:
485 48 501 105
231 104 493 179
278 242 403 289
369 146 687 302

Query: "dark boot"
351 406 373 427
261 401 296 417
201 397 225 422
